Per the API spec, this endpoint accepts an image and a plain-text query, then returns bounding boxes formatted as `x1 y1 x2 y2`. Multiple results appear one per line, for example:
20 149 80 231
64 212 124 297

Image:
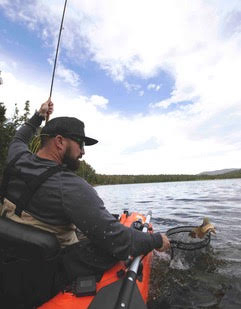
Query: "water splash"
169 257 190 270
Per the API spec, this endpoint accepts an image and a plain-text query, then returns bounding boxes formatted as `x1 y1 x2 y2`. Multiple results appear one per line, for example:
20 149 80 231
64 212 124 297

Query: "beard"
63 148 81 171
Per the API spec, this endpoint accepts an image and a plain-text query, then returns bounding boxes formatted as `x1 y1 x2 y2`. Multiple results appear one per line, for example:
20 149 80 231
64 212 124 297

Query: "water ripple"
96 178 241 308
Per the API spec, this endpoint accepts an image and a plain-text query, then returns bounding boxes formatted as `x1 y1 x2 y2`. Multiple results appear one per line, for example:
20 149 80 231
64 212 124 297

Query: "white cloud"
150 98 172 109
0 69 48 117
0 0 8 5
54 62 80 88
123 81 141 92
2 66 241 175
3 0 240 117
88 95 109 109
147 83 161 91
1 0 241 174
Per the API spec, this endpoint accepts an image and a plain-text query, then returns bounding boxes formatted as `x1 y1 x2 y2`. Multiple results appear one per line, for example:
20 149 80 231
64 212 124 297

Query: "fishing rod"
46 0 68 122
89 211 152 309
30 0 68 153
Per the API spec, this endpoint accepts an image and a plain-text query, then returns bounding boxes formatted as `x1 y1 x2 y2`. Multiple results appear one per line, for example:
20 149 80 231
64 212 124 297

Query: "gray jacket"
5 112 163 260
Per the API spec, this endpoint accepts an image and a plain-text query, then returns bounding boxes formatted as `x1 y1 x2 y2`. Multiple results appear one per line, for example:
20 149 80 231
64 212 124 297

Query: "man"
1 98 170 282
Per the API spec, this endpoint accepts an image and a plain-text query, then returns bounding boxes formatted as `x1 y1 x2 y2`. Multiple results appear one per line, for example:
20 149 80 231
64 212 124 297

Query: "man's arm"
62 175 170 260
7 99 53 162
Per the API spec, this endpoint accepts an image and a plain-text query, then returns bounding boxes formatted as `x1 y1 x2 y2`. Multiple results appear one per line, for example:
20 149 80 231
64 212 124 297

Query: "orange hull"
39 212 152 309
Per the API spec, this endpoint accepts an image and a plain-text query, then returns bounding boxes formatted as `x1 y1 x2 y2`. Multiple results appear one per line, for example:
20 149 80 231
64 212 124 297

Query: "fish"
189 217 216 239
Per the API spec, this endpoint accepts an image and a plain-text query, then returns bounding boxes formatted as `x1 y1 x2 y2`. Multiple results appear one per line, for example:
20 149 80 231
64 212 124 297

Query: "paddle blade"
88 279 147 309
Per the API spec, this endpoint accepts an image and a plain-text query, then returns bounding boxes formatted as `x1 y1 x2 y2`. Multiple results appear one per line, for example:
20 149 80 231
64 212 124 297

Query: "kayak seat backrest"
0 217 63 309
0 216 61 260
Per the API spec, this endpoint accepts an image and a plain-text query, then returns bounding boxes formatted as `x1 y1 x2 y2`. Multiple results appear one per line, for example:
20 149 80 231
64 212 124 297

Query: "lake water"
96 178 241 309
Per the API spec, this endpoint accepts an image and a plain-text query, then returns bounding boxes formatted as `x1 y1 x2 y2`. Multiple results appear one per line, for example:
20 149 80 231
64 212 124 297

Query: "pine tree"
0 101 30 176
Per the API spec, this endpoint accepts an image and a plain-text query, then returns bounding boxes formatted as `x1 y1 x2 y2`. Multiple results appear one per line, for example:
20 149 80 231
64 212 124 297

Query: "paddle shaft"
114 211 152 309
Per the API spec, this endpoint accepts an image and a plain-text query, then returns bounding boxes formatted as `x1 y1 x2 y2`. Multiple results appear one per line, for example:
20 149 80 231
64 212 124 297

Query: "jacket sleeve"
8 112 44 162
61 172 163 260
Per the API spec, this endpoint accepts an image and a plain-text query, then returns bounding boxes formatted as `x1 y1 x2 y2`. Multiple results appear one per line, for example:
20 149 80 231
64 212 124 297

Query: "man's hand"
156 233 170 252
38 98 54 119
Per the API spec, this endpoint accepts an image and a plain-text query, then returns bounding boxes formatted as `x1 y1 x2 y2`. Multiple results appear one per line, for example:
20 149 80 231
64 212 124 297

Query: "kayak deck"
39 212 152 309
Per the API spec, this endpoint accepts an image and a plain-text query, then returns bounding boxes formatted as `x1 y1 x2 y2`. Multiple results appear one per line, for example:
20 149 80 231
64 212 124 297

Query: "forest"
1 101 241 185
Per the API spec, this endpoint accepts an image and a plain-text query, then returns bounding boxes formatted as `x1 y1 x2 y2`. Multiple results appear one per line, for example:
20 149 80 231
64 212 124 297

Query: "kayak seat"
0 216 60 260
0 216 64 309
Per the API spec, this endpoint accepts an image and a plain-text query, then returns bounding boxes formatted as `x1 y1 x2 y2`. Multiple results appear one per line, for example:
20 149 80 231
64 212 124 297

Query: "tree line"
1 101 241 185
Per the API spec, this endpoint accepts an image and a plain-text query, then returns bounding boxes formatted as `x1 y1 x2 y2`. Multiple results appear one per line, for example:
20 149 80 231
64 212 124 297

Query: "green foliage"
94 173 200 185
94 171 241 185
0 102 8 176
0 101 30 176
77 160 97 184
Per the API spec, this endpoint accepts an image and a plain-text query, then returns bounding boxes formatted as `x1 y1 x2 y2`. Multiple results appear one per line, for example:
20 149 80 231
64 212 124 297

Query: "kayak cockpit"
0 212 152 309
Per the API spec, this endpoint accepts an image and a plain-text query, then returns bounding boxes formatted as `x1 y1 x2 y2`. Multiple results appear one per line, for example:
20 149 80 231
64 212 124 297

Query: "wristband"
35 110 45 121
25 111 45 129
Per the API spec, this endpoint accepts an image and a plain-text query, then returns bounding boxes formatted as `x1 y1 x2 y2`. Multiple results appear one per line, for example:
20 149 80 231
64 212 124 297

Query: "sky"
1 0 241 175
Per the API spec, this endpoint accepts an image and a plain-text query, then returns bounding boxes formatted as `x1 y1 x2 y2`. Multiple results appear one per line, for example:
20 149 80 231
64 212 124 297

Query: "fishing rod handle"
141 211 152 233
129 211 152 273
146 210 152 220
45 112 50 123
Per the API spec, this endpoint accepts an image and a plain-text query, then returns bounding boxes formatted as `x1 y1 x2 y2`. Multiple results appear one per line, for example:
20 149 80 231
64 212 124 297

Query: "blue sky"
0 9 174 116
1 0 241 175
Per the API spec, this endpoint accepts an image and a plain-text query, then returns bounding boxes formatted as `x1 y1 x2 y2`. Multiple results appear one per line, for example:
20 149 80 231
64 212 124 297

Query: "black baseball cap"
41 117 98 146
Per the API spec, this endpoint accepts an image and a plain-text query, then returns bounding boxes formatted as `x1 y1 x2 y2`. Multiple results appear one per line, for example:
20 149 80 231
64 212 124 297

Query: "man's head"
39 117 98 171
41 117 98 146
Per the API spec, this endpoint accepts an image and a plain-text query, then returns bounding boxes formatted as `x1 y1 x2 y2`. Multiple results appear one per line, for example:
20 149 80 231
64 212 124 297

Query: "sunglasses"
68 135 85 149
45 134 85 149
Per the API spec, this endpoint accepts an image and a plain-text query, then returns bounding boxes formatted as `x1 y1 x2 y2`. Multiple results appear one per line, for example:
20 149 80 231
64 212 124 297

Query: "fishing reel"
132 218 153 232
131 218 144 231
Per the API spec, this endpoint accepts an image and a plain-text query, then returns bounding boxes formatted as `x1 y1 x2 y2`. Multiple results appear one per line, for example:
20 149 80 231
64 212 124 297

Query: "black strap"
0 151 26 203
0 151 64 217
15 165 63 217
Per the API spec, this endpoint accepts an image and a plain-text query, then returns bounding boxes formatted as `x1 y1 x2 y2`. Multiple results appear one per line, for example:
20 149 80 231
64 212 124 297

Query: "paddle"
88 211 152 309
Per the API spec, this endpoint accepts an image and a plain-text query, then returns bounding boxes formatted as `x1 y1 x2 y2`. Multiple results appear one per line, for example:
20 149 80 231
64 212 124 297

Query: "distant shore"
1 169 241 187
90 169 241 186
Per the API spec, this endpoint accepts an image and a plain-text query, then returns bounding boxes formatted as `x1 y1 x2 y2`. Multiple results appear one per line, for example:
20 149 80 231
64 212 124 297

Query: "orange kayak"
39 211 153 309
